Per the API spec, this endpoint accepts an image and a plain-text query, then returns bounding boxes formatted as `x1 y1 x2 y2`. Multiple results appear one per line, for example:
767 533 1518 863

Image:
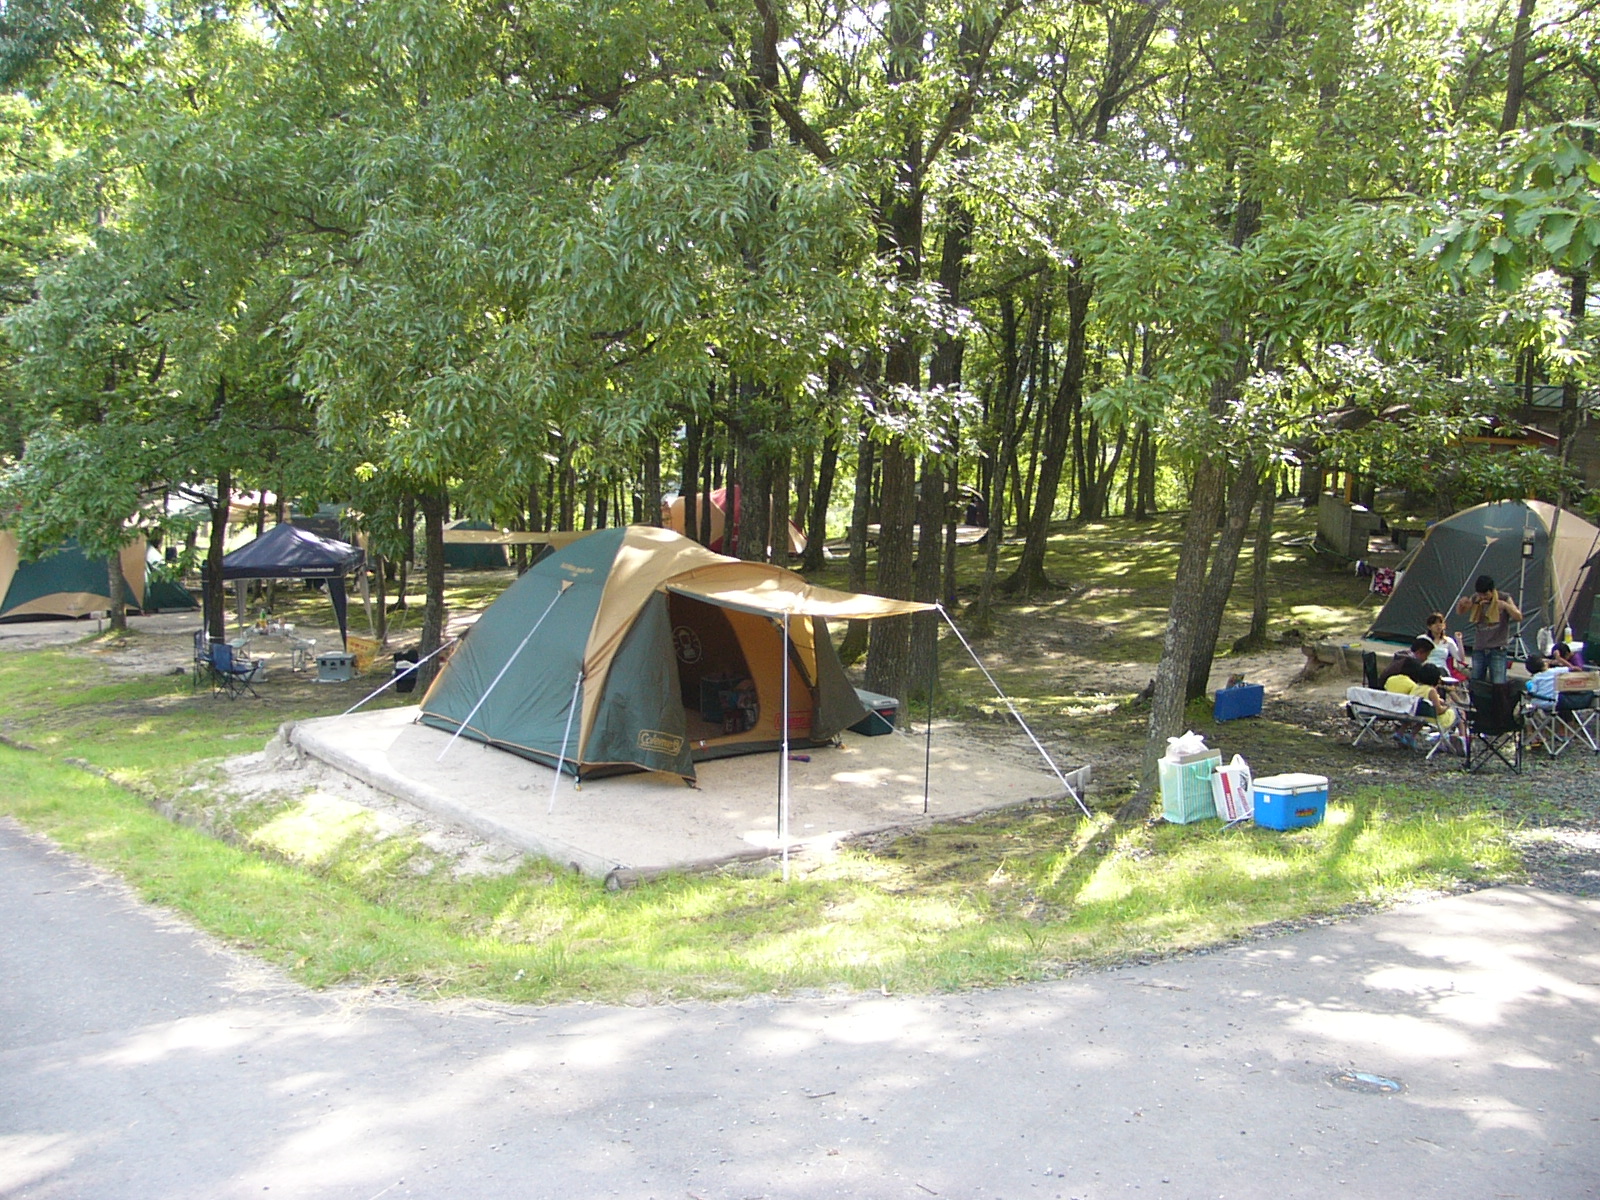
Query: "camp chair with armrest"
1362 650 1381 690
1523 692 1572 757
1555 670 1599 753
1464 679 1522 773
209 639 259 700
1425 686 1469 761
1524 670 1598 757
191 629 211 691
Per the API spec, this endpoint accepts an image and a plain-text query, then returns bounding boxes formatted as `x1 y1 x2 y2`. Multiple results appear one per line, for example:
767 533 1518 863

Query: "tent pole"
1544 502 1564 645
936 604 1092 818
549 669 584 814
1516 506 1535 659
1451 542 1492 622
781 610 791 883
923 610 935 815
438 582 571 761
1549 525 1600 641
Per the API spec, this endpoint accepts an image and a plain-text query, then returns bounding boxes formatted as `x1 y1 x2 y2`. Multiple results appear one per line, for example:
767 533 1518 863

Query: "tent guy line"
936 604 1092 819
338 637 460 718
438 580 572 763
549 670 584 814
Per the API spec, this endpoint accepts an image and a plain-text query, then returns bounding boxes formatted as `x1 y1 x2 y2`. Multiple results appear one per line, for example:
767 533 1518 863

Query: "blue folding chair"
209 640 259 700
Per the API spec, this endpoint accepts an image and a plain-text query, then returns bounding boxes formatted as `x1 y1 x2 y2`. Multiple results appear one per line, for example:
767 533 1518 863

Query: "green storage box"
849 687 898 736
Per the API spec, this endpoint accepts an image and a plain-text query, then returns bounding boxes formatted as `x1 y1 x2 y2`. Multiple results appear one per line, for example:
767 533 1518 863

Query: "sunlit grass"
0 510 1533 1003
0 730 1524 1000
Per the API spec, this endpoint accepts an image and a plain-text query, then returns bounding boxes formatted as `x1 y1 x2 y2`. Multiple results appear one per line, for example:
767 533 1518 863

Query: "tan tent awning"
441 529 589 548
665 562 933 620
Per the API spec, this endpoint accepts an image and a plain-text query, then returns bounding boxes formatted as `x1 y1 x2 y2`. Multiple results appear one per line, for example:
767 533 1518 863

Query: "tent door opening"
668 593 817 751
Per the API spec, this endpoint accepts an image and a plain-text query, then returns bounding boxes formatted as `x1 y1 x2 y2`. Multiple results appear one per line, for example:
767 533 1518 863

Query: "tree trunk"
732 409 772 562
800 428 839 574
105 552 127 632
838 429 875 664
1245 489 1275 647
1185 467 1263 700
770 441 792 560
205 467 231 643
910 452 944 699
867 436 917 700
417 487 449 692
1003 265 1091 595
641 432 662 527
1120 456 1228 821
683 415 701 544
1498 0 1538 134
860 2 924 700
372 552 389 646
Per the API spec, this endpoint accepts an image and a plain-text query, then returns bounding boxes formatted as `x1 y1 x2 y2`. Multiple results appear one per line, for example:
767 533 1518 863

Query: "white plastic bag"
1211 754 1253 822
1163 730 1210 761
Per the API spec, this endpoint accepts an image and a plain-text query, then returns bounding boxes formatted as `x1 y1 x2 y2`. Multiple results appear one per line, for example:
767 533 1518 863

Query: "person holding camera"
1454 573 1523 683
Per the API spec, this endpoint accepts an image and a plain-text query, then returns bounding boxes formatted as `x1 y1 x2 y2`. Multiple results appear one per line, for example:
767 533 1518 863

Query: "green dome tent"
442 519 510 570
141 547 198 612
0 534 147 621
1367 501 1600 653
419 526 930 782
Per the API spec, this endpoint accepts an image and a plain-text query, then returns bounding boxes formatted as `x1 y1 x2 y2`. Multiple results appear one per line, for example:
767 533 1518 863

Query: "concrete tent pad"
289 706 1067 879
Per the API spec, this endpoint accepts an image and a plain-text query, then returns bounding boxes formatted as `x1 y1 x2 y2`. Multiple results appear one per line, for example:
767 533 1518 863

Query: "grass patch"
0 507 1532 1004
1 737 1520 1002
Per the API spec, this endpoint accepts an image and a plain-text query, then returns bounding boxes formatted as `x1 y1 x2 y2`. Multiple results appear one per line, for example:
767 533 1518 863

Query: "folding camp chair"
1555 670 1599 753
1464 680 1522 773
1348 652 1448 749
1345 685 1423 747
1425 685 1469 761
1523 695 1571 757
209 640 260 700
1523 670 1597 756
1362 650 1381 690
191 629 211 691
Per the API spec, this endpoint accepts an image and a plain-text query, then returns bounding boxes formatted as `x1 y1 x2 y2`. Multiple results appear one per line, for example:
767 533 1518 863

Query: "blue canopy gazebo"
203 523 365 646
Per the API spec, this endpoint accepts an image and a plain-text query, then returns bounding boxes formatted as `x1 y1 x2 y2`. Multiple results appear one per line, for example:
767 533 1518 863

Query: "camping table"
236 624 317 671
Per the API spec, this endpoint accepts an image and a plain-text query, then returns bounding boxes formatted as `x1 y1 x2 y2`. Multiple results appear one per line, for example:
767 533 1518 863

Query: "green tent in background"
442 520 509 570
1367 501 1600 653
141 547 198 612
0 535 148 621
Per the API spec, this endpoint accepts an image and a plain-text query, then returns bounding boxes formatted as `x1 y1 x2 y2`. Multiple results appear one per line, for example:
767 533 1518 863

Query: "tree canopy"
2 0 1597 804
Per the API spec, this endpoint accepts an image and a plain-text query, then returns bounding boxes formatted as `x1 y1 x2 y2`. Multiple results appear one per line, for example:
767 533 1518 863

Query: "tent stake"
438 581 571 762
936 604 1092 818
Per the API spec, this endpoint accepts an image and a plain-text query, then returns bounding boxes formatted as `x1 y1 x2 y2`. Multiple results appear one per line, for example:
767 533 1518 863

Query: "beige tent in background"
0 534 147 620
662 486 807 557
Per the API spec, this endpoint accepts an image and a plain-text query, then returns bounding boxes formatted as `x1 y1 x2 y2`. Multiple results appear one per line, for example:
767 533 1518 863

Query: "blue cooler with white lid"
1252 772 1328 830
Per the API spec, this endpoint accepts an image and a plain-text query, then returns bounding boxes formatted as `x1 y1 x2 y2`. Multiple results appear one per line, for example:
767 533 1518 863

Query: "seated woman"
1383 660 1457 748
1551 641 1585 670
1422 612 1466 682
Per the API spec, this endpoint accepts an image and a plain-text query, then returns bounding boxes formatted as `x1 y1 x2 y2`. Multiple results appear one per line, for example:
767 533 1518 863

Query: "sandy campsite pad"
288 706 1074 880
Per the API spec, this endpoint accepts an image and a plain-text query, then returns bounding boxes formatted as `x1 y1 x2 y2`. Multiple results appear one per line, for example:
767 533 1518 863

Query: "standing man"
1455 573 1523 683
